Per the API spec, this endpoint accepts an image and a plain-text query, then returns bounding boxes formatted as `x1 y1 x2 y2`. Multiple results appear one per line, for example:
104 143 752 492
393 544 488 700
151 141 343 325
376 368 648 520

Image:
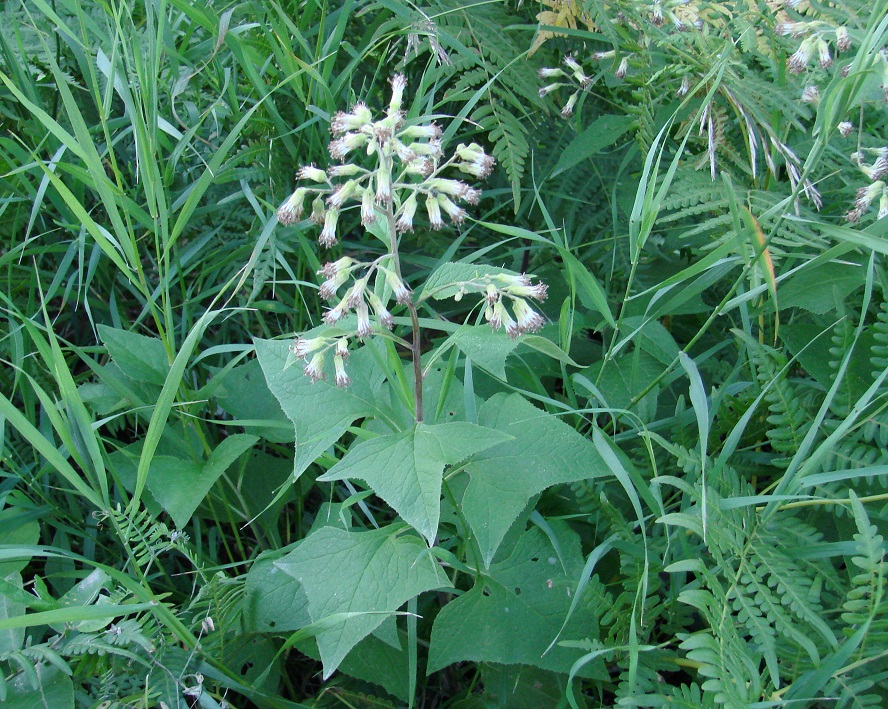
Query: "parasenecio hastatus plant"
276 74 547 420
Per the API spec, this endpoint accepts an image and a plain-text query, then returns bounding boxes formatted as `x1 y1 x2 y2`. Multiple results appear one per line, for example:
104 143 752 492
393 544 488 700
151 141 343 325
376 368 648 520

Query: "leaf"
521 335 580 367
4 665 73 709
97 324 170 387
0 573 25 653
0 510 39 577
563 252 616 328
215 359 294 443
454 326 520 379
574 351 664 411
428 525 605 675
460 394 612 565
275 525 451 678
255 338 389 481
242 555 311 634
148 434 258 528
552 115 634 176
319 422 513 543
779 261 863 314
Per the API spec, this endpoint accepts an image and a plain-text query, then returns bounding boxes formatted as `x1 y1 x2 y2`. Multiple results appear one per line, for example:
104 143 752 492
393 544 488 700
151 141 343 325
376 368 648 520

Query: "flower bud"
879 190 888 220
538 67 564 79
304 352 326 382
376 165 392 204
299 165 328 182
329 132 369 161
333 353 351 387
291 336 328 360
278 187 307 225
438 194 466 224
355 300 372 340
838 121 854 137
310 196 326 225
397 192 418 232
512 298 546 334
336 337 350 360
400 123 442 140
328 164 364 177
389 74 407 115
426 194 444 229
816 39 832 70
319 208 339 248
384 268 412 304
327 179 359 208
615 57 629 79
368 292 394 329
836 26 851 52
361 188 376 225
676 77 690 97
561 92 579 118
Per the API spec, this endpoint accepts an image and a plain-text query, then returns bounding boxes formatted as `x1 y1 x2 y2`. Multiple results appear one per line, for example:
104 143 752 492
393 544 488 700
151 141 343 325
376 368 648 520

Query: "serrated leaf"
428 525 604 675
275 525 451 678
460 394 611 565
148 434 258 528
255 338 388 480
215 359 294 443
97 324 170 386
319 422 513 543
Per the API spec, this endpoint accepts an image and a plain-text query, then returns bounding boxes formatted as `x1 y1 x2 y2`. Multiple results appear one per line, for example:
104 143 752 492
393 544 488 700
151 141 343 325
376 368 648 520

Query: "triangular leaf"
320 423 513 543
461 394 611 565
255 338 389 480
428 525 605 675
275 525 451 678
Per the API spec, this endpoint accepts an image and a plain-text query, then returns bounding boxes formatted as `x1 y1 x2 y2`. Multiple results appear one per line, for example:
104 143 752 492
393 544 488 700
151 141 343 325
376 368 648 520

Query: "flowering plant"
276 74 548 417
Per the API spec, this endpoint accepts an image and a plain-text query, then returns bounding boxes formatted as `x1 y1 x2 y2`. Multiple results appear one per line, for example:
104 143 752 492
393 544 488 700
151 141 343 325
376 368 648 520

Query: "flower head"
333 352 351 388
319 208 339 248
278 188 307 225
512 298 546 334
304 352 326 382
397 192 419 232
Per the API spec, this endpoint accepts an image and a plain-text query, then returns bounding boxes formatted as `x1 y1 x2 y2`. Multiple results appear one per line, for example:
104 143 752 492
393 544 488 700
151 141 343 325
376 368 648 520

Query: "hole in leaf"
514 587 521 596
240 662 254 675
482 587 491 597
530 557 539 562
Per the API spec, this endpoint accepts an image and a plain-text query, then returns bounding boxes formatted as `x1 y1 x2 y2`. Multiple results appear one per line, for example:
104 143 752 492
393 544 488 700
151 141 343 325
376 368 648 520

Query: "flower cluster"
779 26 853 75
846 148 888 223
277 74 494 241
278 75 498 385
448 272 549 338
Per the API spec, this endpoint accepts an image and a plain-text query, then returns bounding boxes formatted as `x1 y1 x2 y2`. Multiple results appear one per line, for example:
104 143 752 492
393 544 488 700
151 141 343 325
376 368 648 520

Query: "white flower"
512 298 545 334
304 352 326 382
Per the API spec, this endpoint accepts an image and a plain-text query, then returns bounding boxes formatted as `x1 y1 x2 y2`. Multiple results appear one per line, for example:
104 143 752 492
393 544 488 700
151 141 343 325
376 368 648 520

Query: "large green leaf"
454 326 521 379
460 394 612 565
242 555 311 634
148 434 258 528
275 525 451 678
215 359 295 443
255 338 391 480
319 422 513 543
420 263 517 301
4 665 73 709
428 525 604 675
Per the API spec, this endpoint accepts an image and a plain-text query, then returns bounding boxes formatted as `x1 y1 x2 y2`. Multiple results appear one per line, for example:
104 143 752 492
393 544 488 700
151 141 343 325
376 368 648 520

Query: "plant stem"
385 205 423 423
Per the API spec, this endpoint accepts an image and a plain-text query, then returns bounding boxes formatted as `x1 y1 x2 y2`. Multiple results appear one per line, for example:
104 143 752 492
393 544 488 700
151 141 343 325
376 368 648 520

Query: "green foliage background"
1 0 887 706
